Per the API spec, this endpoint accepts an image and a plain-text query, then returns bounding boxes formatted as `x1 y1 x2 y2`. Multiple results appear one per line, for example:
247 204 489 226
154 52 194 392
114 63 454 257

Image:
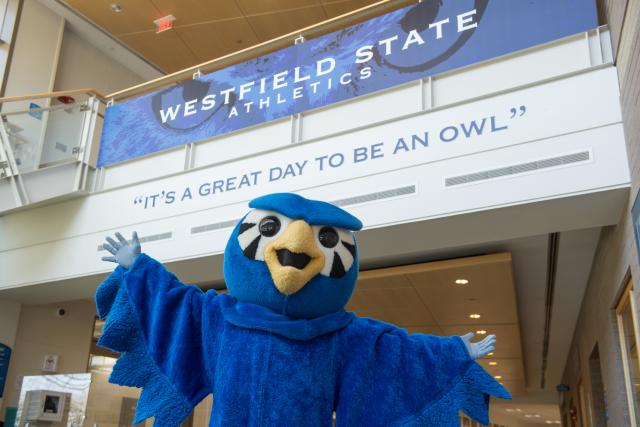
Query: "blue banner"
98 0 597 167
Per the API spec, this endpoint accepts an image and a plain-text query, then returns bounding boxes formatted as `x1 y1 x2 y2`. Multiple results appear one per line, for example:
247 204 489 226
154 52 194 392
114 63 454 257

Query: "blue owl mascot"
96 193 510 426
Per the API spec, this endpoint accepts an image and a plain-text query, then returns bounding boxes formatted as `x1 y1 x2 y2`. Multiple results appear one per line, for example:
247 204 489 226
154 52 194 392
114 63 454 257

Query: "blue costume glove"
461 332 496 360
101 231 141 269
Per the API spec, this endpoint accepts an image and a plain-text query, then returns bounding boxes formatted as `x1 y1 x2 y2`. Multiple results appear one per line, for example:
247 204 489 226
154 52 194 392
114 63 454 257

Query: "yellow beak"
264 220 325 295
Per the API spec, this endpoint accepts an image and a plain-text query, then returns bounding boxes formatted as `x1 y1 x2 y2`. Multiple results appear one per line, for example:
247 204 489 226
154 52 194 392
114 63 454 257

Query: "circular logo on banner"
151 79 236 132
372 0 489 73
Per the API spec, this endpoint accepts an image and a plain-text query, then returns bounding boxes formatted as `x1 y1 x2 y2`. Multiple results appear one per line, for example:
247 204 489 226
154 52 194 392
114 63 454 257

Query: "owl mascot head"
224 192 362 319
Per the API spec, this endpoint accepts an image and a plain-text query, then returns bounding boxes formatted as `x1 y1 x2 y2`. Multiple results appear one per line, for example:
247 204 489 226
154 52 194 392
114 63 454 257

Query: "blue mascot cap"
249 193 363 231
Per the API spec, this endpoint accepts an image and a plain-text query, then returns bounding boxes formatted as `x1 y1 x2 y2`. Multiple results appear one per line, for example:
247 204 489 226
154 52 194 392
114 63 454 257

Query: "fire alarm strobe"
57 95 75 104
154 15 176 34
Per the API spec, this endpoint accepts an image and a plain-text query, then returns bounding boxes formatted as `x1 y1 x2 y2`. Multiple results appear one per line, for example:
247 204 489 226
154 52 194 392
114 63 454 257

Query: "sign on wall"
98 1 597 167
0 343 11 398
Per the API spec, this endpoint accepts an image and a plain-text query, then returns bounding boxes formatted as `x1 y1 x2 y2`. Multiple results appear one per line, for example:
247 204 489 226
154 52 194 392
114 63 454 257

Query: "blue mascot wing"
95 254 212 426
336 318 511 426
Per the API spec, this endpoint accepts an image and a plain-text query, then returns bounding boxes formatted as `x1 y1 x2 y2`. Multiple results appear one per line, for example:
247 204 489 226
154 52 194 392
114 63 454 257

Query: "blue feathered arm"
96 254 211 426
336 318 511 426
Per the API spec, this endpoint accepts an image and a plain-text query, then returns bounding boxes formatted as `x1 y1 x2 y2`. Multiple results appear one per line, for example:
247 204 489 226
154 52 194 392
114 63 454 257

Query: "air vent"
98 231 173 251
331 185 416 207
191 219 239 235
189 186 417 233
445 151 590 187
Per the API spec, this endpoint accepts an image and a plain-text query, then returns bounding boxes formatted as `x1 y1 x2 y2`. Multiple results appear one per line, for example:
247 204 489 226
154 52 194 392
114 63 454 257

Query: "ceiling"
60 0 392 73
347 252 527 397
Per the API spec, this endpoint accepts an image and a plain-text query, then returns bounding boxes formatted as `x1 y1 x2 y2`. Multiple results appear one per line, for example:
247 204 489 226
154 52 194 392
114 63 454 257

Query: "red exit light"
154 15 175 33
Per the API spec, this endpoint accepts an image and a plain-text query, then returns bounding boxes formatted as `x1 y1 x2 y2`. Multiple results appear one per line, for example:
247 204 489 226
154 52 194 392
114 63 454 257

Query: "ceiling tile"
66 0 160 35
346 286 437 326
236 0 322 15
150 0 244 24
357 274 413 290
174 18 259 63
119 30 198 73
410 260 519 325
245 6 327 41
321 0 376 18
476 358 525 381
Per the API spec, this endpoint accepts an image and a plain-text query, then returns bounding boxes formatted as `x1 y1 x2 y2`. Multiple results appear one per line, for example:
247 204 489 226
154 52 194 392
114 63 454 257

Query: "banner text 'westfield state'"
98 0 597 167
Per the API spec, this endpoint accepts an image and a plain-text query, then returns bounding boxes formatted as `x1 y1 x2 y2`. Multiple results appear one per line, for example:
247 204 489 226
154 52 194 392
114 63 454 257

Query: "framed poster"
0 343 10 398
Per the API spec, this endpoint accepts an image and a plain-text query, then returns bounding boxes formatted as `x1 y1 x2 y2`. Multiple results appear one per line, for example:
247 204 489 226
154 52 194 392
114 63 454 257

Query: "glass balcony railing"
0 89 106 213
0 90 104 172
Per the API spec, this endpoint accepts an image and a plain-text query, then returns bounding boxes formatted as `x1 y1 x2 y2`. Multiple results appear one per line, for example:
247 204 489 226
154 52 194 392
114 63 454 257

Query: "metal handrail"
106 0 413 102
0 88 107 104
1 101 88 116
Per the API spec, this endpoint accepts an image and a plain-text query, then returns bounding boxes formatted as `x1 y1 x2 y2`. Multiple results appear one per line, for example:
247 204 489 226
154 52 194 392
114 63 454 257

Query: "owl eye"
313 225 356 278
259 216 280 237
318 227 339 248
238 209 290 261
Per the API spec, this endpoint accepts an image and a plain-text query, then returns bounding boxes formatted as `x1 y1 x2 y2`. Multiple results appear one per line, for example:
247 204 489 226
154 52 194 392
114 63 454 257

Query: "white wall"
3 0 63 98
53 27 145 95
0 65 630 293
4 1 148 98
0 0 22 91
1 0 64 171
0 299 95 420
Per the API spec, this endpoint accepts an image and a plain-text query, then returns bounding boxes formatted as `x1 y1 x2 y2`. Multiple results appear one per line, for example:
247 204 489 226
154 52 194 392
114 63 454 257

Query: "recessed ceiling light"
494 375 502 379
476 330 487 335
110 3 123 12
489 361 498 366
455 278 469 285
469 313 481 319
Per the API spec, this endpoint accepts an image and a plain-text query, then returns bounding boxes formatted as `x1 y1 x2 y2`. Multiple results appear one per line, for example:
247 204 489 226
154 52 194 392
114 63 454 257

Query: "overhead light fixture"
154 15 176 33
476 330 487 335
469 313 481 319
455 278 469 285
489 361 498 366
110 3 123 12
488 352 494 356
494 375 502 379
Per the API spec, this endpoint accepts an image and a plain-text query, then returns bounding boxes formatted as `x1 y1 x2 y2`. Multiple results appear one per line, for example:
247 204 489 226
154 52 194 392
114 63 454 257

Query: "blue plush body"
97 255 509 426
96 193 509 426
